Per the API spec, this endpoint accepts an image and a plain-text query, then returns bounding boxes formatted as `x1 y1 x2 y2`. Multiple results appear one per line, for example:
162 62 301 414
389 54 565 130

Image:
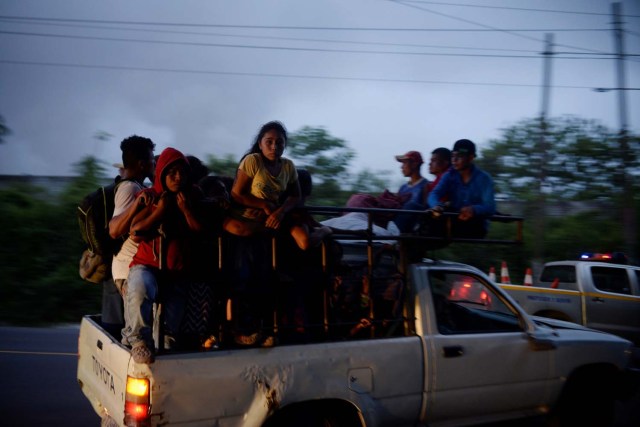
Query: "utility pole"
533 33 554 274
612 2 637 261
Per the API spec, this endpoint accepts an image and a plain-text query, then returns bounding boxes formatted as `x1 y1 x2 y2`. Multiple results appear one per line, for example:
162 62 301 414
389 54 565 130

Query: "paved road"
0 326 638 427
0 325 99 427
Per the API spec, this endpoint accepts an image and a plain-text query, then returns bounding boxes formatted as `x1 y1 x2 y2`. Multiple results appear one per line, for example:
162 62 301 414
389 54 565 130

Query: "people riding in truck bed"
425 138 496 239
125 147 205 364
222 120 312 251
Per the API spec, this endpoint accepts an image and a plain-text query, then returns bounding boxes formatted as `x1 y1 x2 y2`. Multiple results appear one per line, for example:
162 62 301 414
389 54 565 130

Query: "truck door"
417 269 552 424
584 265 640 343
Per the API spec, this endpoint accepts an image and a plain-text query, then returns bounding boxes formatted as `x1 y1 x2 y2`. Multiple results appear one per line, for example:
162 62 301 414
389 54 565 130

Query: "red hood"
153 147 189 193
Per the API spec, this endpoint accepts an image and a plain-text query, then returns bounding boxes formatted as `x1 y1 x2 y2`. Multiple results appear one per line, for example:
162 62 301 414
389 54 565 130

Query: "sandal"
259 335 275 348
201 335 219 350
234 332 258 346
131 342 155 364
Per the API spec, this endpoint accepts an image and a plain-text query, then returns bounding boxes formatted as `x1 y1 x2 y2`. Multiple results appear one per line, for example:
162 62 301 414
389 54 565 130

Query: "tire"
263 401 363 427
549 368 615 427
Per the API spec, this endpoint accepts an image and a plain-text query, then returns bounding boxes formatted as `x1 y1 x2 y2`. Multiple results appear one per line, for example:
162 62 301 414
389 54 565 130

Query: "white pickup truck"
77 212 637 427
500 257 640 345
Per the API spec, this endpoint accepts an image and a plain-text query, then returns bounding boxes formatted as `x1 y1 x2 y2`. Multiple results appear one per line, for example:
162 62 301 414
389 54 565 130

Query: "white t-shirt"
111 180 144 281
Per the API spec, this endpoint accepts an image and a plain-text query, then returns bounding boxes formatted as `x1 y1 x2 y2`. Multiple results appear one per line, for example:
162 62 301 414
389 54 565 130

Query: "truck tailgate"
77 315 131 423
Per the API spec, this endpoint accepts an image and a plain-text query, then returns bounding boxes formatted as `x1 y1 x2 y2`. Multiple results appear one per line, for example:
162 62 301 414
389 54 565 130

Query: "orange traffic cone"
500 261 511 284
523 268 533 286
550 278 560 289
488 266 496 282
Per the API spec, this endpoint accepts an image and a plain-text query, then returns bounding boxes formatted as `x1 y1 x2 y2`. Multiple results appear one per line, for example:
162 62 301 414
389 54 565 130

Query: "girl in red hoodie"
123 147 204 364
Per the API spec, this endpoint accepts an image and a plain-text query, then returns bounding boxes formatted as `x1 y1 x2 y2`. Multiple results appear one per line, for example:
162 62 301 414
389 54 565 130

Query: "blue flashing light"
579 252 628 264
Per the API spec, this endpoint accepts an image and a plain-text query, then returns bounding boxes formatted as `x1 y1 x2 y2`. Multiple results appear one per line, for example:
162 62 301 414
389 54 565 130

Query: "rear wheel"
263 401 363 427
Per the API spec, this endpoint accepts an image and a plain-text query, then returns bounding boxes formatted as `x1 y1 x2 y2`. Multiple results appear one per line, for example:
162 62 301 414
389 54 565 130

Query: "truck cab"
539 258 640 344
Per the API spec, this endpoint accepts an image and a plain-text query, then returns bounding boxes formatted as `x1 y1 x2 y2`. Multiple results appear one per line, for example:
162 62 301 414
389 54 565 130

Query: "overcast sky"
0 0 638 187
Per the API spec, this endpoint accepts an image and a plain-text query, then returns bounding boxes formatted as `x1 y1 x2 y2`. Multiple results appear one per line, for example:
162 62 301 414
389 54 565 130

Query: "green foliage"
0 186 102 325
286 126 357 207
74 155 107 179
288 125 356 190
307 180 351 207
477 116 638 202
476 116 639 263
0 158 105 325
543 211 622 260
205 153 240 177
349 168 391 194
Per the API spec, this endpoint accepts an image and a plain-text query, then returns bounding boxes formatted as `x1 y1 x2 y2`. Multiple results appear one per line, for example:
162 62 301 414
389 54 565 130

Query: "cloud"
1 0 638 183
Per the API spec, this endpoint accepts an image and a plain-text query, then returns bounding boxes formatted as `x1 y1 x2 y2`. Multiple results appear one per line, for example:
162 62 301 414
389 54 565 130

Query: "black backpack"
77 178 131 283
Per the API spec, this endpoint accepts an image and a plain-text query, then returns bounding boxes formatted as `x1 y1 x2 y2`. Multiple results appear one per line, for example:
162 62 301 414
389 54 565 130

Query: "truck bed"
78 314 425 427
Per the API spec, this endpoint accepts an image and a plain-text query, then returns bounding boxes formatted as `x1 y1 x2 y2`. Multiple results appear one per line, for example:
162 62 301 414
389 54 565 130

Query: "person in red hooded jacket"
123 147 205 364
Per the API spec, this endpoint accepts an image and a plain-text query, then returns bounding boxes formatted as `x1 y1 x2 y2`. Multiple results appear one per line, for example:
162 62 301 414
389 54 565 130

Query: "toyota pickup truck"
500 257 640 345
77 210 636 427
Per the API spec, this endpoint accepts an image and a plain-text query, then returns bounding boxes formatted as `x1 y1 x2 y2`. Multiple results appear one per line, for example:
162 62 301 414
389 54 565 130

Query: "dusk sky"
1 0 638 186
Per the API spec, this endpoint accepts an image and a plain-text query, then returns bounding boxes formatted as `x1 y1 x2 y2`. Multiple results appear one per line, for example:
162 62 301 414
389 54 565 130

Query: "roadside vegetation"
0 117 638 325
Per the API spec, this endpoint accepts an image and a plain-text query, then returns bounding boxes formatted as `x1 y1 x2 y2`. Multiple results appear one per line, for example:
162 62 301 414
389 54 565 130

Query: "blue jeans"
101 278 124 339
121 264 186 348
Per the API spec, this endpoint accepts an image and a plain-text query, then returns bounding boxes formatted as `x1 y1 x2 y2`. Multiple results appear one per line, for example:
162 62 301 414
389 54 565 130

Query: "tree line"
0 116 638 325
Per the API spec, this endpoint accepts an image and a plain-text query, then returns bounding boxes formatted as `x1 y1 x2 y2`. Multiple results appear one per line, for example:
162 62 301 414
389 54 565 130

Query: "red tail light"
125 376 150 426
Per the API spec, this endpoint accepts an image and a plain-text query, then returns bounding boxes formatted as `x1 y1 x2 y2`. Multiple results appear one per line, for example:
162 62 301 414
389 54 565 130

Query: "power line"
557 52 639 57
0 30 620 60
388 0 614 55
398 1 640 18
2 14 635 61
1 59 626 90
388 0 545 43
0 15 611 32
627 30 640 39
0 18 546 54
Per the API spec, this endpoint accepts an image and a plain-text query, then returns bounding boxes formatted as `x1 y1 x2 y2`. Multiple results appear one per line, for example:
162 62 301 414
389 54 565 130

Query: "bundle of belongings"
320 190 406 239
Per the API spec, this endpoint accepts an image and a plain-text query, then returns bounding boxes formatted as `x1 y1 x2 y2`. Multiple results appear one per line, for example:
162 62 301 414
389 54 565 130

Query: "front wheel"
548 368 615 427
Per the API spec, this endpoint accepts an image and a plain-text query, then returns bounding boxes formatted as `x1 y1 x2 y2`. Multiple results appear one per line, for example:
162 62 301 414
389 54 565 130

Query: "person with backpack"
107 135 156 340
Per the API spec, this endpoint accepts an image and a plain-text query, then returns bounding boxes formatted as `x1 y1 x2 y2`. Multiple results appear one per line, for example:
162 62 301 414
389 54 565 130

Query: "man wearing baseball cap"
427 139 495 238
392 150 429 232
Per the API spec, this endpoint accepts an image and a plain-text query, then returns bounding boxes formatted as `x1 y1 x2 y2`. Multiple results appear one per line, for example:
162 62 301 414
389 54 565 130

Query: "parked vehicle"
500 254 640 345
77 209 637 427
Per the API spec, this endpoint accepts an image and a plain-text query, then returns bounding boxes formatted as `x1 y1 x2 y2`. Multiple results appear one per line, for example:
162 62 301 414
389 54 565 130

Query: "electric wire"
0 18 546 54
0 15 612 32
387 0 613 55
397 1 640 18
0 30 623 60
2 59 629 91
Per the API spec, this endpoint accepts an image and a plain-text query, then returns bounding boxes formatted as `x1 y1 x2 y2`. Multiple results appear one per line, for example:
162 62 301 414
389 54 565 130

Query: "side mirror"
527 329 557 351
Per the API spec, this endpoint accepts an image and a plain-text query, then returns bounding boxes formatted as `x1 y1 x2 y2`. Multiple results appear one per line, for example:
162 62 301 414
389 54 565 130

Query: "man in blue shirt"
392 150 429 232
427 139 495 238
